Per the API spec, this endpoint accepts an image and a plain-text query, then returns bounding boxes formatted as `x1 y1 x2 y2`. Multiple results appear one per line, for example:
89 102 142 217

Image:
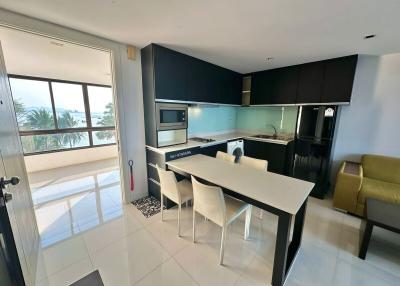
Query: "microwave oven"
156 103 188 131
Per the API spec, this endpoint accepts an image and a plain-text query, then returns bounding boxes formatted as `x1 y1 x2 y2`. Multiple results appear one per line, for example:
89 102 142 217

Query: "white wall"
0 9 148 202
24 145 118 172
331 54 400 181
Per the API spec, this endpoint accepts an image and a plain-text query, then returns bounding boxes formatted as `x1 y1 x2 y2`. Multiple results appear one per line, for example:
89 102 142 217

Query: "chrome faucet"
267 124 278 139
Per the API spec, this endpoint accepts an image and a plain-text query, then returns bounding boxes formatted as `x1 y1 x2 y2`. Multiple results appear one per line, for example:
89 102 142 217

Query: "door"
321 55 358 103
0 42 39 286
296 61 325 104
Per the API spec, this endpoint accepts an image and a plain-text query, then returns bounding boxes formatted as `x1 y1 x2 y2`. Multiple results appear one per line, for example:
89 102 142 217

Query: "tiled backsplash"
188 105 298 136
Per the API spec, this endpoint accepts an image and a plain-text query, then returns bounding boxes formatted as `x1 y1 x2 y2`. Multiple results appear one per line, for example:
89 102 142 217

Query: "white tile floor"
31 160 400 286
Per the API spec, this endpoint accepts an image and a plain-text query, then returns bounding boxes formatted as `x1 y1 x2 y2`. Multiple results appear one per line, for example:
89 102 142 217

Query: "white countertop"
167 154 313 214
146 131 294 154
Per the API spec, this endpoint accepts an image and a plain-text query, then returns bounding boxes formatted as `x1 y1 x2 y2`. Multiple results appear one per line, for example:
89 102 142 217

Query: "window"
88 86 114 127
9 75 116 155
52 82 87 128
10 78 55 131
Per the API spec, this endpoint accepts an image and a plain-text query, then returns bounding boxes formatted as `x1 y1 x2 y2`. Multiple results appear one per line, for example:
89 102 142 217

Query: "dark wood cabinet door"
321 55 358 103
186 57 208 102
153 45 187 101
200 143 227 157
272 66 299 104
297 62 325 103
250 70 275 104
243 140 287 174
218 69 242 104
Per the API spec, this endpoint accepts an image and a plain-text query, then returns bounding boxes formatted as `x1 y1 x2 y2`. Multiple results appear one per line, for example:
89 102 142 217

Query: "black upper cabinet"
296 61 325 104
251 67 298 104
250 69 275 105
143 44 242 105
153 45 187 101
272 66 299 104
250 55 358 105
321 55 358 103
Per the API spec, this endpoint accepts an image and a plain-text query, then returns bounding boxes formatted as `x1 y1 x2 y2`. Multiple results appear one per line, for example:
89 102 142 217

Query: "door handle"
0 176 20 189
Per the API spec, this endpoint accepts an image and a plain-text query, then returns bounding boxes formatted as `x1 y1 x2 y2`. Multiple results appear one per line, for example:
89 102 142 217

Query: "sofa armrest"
333 161 363 213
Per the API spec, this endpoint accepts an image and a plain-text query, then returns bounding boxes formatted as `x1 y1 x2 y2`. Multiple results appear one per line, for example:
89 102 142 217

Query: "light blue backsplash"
188 106 237 136
236 106 298 134
187 105 298 136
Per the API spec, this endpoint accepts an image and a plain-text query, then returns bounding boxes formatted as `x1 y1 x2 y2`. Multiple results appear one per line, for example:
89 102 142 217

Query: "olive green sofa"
333 154 400 216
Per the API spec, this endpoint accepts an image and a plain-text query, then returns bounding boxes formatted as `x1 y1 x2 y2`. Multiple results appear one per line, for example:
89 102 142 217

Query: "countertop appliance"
228 140 244 162
156 103 188 131
292 105 337 199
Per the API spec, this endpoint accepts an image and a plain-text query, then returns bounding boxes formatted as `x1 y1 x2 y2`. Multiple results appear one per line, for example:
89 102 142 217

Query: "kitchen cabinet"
250 55 358 105
153 45 188 101
243 139 294 175
200 142 227 157
321 55 358 103
142 44 242 105
250 66 298 105
296 61 325 104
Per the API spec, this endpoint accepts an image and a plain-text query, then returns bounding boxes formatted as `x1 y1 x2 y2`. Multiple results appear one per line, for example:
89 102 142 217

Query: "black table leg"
272 212 292 286
359 221 373 260
271 199 308 286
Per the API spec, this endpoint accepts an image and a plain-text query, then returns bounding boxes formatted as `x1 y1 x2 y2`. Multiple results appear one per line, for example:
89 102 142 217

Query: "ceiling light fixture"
364 34 376 39
266 57 274 61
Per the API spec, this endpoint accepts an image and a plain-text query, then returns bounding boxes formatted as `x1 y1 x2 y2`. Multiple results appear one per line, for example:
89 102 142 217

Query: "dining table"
166 154 314 286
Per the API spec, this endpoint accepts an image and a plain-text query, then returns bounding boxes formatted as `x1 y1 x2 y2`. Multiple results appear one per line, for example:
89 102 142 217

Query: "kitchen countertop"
146 131 294 154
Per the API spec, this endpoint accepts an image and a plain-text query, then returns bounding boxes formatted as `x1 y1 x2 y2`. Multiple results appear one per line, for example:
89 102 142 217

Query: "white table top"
167 154 314 215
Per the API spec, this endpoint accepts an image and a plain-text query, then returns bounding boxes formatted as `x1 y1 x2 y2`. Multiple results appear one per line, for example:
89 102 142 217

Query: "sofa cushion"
358 177 400 206
362 155 400 184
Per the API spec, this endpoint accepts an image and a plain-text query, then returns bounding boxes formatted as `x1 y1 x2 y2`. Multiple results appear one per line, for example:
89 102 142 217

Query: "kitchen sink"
252 134 278 139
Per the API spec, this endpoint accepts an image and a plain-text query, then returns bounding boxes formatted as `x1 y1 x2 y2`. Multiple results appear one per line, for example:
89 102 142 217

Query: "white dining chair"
156 165 193 236
239 155 268 219
216 151 235 163
191 176 252 265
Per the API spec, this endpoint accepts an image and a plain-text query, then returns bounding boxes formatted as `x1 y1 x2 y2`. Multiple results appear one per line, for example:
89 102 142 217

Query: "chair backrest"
156 165 180 203
191 176 226 226
216 151 235 163
362 154 400 184
239 155 268 171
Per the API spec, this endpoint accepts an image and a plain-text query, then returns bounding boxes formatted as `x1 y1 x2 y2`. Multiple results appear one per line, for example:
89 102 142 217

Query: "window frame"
9 74 116 155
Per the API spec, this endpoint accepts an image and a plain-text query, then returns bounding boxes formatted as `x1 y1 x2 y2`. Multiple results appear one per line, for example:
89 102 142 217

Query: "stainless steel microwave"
156 103 188 130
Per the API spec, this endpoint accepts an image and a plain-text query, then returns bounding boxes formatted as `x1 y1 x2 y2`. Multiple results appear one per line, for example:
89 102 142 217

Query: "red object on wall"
128 160 134 191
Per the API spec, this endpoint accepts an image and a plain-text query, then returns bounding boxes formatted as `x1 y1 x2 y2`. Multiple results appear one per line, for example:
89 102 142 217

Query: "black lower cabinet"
200 143 227 157
243 139 294 175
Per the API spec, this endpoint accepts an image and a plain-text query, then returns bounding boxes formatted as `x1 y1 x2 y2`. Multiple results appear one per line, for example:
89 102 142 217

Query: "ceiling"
0 0 399 73
0 27 112 85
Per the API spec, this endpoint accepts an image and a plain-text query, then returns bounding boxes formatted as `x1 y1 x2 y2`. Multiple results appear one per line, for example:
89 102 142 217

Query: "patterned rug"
132 196 165 218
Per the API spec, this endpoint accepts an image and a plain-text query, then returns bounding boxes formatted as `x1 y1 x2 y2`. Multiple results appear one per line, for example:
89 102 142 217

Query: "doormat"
132 196 165 218
69 270 103 286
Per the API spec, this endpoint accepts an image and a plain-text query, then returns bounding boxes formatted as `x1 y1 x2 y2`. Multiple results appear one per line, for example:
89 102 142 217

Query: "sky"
10 78 113 113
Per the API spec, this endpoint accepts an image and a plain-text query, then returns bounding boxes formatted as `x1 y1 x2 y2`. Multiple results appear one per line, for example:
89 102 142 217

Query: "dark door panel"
321 55 358 103
297 62 325 104
272 66 299 104
154 45 187 101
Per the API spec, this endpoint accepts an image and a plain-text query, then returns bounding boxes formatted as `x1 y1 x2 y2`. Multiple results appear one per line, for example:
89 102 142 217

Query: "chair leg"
245 206 252 240
193 209 196 243
178 204 181 237
160 194 164 221
219 226 227 265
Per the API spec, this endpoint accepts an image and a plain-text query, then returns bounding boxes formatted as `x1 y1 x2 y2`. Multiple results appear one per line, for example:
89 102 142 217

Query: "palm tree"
96 102 115 141
25 108 54 130
57 111 84 148
25 109 55 151
13 98 27 123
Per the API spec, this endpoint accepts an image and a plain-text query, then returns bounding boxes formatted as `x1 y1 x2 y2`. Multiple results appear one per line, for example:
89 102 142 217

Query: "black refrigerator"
292 105 338 198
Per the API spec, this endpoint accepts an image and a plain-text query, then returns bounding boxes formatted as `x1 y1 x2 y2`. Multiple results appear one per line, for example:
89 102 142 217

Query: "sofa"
333 154 400 216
